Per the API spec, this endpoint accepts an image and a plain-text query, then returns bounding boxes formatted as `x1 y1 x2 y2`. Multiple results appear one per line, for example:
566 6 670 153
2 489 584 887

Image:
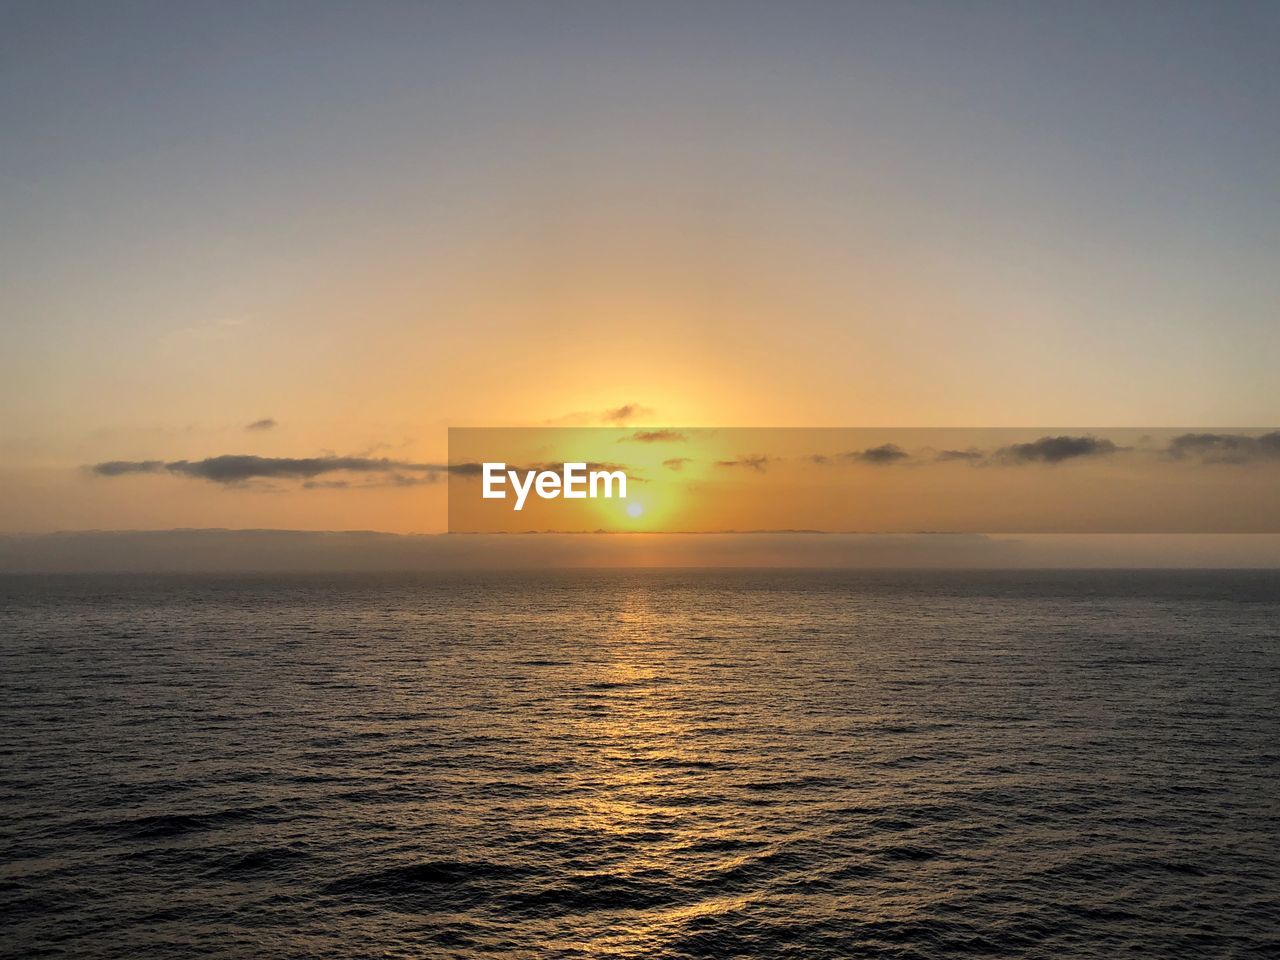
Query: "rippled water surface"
2 570 1278 958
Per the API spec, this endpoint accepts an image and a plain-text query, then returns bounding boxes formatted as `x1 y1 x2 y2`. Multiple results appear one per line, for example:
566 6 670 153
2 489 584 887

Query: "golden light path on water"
550 585 757 955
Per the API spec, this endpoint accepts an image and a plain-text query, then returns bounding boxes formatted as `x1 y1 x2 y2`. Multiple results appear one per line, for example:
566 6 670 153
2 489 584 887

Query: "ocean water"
1 570 1277 959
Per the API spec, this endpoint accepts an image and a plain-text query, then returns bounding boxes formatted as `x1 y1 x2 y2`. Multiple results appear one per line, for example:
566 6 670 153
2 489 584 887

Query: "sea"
1 570 1277 958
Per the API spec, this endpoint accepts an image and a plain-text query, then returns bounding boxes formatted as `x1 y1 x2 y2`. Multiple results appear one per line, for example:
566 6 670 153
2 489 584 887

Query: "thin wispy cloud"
245 418 277 431
715 455 771 472
524 460 637 478
601 404 654 425
620 430 686 443
540 404 656 427
935 449 985 463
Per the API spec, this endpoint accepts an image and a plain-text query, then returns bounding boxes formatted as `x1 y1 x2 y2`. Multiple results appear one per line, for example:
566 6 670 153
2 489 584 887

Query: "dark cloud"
663 457 692 470
1166 431 1280 465
809 445 910 465
245 418 277 431
715 455 771 472
165 455 445 483
995 435 1118 464
852 443 909 465
91 455 449 485
89 460 166 476
935 449 986 463
621 430 686 443
305 474 445 490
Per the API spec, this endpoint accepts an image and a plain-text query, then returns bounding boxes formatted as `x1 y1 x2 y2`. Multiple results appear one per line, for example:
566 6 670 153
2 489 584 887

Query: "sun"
626 500 644 519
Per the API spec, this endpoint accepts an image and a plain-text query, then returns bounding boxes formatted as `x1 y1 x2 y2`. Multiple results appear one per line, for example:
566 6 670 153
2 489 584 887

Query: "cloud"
245 418 277 431
809 445 910 465
542 404 657 426
995 435 1118 464
388 474 441 487
809 437 1119 466
1166 431 1280 465
935 449 986 463
305 475 443 490
89 460 166 476
620 430 686 443
851 443 909 465
164 455 445 483
601 403 654 424
663 457 692 470
521 460 638 479
90 455 449 485
715 455 771 472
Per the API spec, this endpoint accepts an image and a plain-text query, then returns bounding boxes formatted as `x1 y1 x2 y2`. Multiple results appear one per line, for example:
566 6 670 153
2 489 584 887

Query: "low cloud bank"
2 530 1277 573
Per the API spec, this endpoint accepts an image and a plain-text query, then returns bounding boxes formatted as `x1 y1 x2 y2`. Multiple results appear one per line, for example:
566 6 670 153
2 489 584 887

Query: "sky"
1 1 1277 536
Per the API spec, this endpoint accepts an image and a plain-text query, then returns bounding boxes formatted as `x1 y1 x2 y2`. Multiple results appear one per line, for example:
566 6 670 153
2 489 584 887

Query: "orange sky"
2 4 1277 535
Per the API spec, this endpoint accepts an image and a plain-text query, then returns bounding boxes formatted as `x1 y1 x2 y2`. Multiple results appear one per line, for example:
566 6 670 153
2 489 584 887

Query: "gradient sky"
2 1 1277 533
